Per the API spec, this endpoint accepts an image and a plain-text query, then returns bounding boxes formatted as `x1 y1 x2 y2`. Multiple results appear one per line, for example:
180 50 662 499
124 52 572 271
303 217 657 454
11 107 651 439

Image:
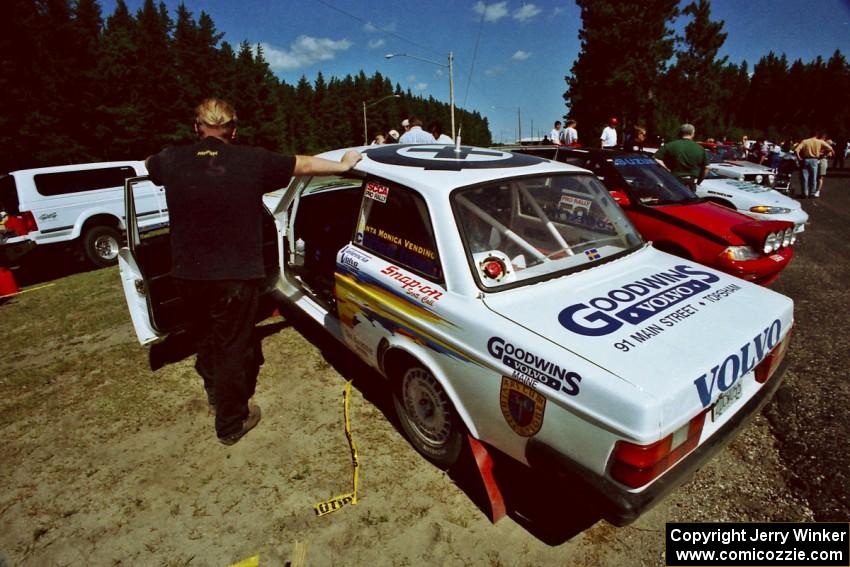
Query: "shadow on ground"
276 300 611 546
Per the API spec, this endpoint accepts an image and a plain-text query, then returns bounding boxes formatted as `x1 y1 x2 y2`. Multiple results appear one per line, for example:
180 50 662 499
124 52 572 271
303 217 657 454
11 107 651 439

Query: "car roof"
316 144 589 193
504 145 648 160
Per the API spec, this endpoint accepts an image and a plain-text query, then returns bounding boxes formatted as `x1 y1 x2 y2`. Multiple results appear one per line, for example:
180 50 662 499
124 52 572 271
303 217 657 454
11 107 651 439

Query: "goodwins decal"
558 264 721 337
694 319 782 408
487 337 581 396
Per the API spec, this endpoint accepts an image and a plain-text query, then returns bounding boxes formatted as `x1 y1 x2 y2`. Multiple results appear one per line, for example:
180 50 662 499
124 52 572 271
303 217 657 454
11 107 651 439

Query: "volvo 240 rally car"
510 146 796 286
119 144 793 525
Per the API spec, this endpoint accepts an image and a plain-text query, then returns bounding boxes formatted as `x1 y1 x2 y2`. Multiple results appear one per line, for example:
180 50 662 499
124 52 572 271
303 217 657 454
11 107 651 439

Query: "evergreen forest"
565 0 850 144
1 0 491 172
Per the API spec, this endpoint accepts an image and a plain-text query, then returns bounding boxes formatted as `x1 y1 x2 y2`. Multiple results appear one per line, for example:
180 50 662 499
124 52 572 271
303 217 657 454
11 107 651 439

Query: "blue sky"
104 0 850 144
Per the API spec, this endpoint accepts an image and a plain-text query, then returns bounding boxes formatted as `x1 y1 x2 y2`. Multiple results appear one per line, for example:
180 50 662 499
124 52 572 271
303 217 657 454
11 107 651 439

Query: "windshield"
452 174 643 289
707 145 745 163
610 156 699 205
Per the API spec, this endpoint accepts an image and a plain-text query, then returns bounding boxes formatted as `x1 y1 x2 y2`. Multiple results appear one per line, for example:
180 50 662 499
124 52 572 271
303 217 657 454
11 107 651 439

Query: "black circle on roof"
363 144 542 171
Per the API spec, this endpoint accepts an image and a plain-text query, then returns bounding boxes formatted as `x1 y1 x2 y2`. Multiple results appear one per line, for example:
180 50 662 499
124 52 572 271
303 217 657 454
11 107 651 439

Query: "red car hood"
651 201 753 245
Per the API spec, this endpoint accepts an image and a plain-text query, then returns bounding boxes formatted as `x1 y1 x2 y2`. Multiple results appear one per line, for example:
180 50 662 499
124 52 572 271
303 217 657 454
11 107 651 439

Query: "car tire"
392 363 463 468
83 225 123 268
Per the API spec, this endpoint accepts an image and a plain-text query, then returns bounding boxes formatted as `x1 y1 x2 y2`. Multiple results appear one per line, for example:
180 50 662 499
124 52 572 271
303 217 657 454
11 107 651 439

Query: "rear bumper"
525 356 789 526
0 236 35 266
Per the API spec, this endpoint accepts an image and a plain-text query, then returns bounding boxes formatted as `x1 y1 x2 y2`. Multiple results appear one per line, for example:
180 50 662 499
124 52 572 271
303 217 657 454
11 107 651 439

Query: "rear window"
356 180 443 281
33 166 137 197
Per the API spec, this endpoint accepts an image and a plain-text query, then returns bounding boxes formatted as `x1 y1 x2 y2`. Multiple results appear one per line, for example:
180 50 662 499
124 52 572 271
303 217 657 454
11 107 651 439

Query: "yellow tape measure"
313 380 360 516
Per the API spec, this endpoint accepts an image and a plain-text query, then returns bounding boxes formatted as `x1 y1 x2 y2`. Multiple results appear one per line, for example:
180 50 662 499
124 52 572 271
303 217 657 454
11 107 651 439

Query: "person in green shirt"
654 123 709 190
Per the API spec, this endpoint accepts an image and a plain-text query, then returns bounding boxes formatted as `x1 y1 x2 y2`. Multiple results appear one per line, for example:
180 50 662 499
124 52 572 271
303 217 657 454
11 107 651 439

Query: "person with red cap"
600 117 618 148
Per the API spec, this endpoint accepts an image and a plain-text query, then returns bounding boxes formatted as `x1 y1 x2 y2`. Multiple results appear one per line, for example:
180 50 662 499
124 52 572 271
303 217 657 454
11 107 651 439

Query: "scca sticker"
558 264 720 336
500 377 545 437
365 181 389 203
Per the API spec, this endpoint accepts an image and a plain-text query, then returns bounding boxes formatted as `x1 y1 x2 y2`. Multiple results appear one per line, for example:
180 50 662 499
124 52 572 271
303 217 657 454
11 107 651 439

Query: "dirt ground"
4 179 846 566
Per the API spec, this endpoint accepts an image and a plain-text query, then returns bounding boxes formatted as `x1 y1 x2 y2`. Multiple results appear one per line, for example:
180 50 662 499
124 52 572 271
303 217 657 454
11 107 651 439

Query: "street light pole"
362 94 401 145
385 52 456 140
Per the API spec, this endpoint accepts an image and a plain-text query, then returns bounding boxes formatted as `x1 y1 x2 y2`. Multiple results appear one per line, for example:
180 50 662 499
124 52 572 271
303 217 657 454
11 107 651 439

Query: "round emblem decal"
363 144 541 171
499 376 545 437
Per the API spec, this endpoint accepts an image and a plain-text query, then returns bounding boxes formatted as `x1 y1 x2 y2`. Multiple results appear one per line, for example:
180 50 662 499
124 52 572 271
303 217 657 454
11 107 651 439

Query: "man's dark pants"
175 278 263 438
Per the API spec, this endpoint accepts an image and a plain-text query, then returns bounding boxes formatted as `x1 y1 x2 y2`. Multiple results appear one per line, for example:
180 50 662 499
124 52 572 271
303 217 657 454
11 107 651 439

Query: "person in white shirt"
428 122 454 144
600 117 618 148
399 117 437 143
564 119 578 145
549 120 563 145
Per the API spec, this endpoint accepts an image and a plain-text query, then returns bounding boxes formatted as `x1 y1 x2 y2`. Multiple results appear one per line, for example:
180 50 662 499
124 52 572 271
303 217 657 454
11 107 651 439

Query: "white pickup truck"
0 161 167 267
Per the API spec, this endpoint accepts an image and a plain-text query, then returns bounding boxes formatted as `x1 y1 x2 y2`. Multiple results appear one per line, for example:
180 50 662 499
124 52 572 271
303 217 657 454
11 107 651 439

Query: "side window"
356 180 442 281
33 166 137 197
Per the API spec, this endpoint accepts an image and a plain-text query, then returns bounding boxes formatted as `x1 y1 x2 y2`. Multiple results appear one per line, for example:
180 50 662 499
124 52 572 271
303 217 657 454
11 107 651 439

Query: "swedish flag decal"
584 248 601 261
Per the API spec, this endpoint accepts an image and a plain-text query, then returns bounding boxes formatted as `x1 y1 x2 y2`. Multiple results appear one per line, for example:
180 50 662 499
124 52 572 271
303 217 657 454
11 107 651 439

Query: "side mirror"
609 190 631 207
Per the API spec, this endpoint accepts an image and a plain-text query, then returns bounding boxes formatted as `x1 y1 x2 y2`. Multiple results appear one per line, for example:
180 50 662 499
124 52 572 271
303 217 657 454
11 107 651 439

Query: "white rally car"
703 144 787 190
118 145 793 525
697 175 808 233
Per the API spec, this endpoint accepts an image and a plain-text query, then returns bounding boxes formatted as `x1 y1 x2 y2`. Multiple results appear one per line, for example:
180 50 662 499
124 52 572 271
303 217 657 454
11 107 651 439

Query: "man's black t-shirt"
147 137 295 280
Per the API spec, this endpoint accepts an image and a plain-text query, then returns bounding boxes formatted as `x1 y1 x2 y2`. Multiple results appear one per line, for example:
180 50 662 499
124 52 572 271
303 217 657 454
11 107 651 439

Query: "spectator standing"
145 98 362 445
370 133 386 145
549 121 564 146
816 133 834 197
387 129 400 143
428 122 454 144
833 136 847 169
399 117 437 143
794 133 832 198
654 123 709 190
600 117 618 148
622 125 647 152
564 119 578 146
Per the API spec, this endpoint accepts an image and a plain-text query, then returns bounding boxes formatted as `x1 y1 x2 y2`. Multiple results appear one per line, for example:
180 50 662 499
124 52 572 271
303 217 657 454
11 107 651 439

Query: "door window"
356 180 442 281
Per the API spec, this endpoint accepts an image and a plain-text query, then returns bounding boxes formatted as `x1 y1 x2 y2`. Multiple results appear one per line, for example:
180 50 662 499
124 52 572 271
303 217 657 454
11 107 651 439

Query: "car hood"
699 179 803 211
710 161 774 174
481 247 794 420
646 201 752 244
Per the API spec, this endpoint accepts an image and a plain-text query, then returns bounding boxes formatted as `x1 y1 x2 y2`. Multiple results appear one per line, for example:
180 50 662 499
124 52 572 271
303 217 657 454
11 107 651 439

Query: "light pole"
385 52 455 140
362 94 401 145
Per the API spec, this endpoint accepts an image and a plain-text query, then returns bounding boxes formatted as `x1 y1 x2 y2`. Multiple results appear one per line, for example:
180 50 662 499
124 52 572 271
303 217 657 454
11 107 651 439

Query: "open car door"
118 176 181 344
118 176 282 345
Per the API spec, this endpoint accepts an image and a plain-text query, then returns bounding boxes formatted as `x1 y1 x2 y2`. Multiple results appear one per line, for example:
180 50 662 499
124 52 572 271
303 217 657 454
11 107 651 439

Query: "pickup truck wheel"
392 364 463 467
83 226 122 267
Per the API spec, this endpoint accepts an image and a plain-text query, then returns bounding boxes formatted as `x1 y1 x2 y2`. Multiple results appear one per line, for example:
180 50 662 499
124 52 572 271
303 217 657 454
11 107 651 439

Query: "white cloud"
485 65 506 77
406 74 417 83
414 82 428 91
363 21 397 33
368 38 385 49
552 7 564 16
473 1 508 22
512 50 531 61
513 4 541 22
262 36 353 71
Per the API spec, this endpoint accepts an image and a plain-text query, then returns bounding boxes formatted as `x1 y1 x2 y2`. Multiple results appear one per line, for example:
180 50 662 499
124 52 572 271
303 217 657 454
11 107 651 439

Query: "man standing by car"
600 117 618 148
794 132 832 198
654 123 709 191
146 98 361 445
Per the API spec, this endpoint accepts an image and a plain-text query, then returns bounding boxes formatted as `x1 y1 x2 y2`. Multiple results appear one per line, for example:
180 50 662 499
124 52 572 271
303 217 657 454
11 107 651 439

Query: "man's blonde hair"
195 98 237 128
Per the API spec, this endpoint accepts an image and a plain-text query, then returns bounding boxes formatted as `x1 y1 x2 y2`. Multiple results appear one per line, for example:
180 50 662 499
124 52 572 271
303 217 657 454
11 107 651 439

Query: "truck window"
33 166 137 196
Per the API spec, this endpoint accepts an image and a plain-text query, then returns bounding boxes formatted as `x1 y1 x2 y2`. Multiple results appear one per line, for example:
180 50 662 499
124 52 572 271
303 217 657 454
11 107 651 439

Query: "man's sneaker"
813 191 821 198
218 404 262 446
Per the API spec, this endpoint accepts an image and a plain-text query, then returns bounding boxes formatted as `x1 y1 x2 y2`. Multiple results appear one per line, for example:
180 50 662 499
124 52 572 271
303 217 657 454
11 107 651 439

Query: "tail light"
609 409 708 489
755 330 791 384
3 212 37 236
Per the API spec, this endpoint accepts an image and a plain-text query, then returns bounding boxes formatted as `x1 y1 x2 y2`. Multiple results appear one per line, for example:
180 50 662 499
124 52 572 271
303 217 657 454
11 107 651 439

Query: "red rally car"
511 147 795 286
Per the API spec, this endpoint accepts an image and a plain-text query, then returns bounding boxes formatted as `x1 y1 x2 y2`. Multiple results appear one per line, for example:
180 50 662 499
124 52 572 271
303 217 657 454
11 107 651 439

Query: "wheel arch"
380 342 481 439
79 212 123 238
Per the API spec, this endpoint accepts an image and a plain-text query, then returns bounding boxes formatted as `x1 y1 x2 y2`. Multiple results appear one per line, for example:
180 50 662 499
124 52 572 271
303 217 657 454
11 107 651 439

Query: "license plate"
711 380 742 422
